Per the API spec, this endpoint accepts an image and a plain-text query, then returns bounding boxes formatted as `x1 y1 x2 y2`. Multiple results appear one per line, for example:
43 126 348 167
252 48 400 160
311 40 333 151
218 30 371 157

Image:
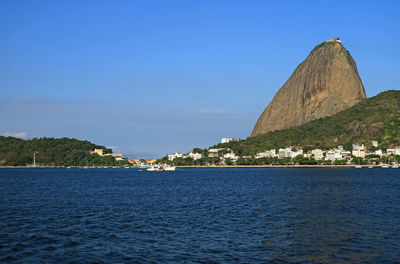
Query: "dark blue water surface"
1 168 400 263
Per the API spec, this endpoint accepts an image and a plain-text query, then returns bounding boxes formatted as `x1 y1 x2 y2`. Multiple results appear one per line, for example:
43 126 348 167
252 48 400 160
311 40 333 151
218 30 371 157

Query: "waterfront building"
325 149 343 161
341 150 352 160
189 152 202 160
311 149 324 160
255 151 268 159
291 149 303 158
387 148 395 156
352 144 366 158
223 152 237 160
394 146 400 155
278 148 287 159
168 152 183 161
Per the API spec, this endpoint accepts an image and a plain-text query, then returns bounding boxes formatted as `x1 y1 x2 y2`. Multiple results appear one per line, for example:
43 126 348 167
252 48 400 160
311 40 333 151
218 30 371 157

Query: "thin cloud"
0 132 28 139
0 97 254 157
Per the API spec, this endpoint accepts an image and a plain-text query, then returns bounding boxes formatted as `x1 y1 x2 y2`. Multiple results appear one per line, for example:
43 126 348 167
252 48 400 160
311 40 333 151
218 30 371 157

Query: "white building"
208 148 222 153
325 149 343 161
394 147 400 156
291 149 303 158
208 148 222 158
311 149 324 160
255 151 268 159
372 141 378 148
221 138 239 144
168 152 183 161
352 144 366 158
278 148 295 159
375 149 383 157
352 149 366 158
188 152 202 160
278 148 287 159
255 149 277 159
387 148 395 156
341 151 352 160
223 153 237 160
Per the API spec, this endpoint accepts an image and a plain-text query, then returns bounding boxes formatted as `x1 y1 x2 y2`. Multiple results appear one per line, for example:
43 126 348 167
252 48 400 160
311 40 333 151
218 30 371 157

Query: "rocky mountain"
216 90 400 156
251 38 366 136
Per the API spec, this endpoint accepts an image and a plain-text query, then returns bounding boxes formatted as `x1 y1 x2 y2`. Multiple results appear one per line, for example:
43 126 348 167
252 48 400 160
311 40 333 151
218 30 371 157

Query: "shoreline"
0 165 391 169
176 165 382 168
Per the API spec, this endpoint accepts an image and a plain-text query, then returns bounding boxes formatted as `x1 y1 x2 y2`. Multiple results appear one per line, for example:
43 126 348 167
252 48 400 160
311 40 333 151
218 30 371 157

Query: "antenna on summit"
326 37 341 43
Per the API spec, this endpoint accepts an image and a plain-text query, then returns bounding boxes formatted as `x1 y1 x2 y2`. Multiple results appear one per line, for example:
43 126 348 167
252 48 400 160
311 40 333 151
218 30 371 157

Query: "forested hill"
0 137 125 166
214 90 400 156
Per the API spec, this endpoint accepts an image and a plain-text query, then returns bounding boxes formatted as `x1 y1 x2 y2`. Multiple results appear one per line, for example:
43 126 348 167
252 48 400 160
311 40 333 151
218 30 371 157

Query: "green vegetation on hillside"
0 137 128 166
213 90 400 156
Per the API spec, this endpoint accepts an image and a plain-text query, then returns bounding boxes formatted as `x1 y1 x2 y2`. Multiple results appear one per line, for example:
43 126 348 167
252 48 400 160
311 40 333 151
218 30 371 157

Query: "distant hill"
0 137 126 166
252 38 366 136
216 90 400 156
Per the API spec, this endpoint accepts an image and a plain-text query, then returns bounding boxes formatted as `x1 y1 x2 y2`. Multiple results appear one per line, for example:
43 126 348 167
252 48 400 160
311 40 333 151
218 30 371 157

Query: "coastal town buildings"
394 146 400 155
162 139 400 166
341 150 352 160
352 144 366 158
311 149 324 160
208 148 222 158
223 152 237 160
168 152 183 161
325 149 343 161
188 152 202 160
255 149 276 159
375 149 383 157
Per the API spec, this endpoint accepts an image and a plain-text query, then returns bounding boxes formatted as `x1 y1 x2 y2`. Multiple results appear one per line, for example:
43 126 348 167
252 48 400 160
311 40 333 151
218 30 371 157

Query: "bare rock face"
251 39 366 137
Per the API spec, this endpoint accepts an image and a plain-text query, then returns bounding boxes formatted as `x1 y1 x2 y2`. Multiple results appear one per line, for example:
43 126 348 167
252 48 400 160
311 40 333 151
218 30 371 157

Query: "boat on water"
147 165 176 171
381 164 390 168
392 164 399 168
368 166 373 169
354 165 362 169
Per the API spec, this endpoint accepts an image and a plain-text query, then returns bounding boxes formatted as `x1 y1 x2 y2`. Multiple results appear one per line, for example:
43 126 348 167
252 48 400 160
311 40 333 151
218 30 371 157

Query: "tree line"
0 136 128 166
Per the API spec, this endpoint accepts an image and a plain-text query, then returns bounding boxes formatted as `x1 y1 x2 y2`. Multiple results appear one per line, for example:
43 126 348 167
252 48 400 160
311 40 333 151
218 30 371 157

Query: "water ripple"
0 168 400 263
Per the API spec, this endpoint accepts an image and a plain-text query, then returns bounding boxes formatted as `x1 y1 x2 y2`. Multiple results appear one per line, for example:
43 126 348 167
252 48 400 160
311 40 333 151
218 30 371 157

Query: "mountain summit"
251 38 366 137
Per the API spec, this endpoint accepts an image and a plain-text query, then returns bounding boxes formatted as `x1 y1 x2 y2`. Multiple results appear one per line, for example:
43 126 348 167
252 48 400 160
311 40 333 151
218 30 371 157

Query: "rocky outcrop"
251 38 366 137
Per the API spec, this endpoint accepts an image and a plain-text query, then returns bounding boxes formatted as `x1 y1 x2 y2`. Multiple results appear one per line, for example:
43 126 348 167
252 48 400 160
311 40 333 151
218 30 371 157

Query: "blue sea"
0 168 399 263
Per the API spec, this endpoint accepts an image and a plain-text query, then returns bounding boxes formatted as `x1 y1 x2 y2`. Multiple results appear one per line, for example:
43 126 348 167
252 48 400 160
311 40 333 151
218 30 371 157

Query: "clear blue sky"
1 0 399 158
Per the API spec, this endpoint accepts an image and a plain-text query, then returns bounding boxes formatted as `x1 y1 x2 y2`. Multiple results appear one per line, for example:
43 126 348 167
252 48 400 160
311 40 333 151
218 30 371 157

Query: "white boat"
147 165 162 171
354 165 362 169
368 166 373 169
147 165 156 171
381 165 390 168
164 165 176 171
392 164 399 168
147 164 176 171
